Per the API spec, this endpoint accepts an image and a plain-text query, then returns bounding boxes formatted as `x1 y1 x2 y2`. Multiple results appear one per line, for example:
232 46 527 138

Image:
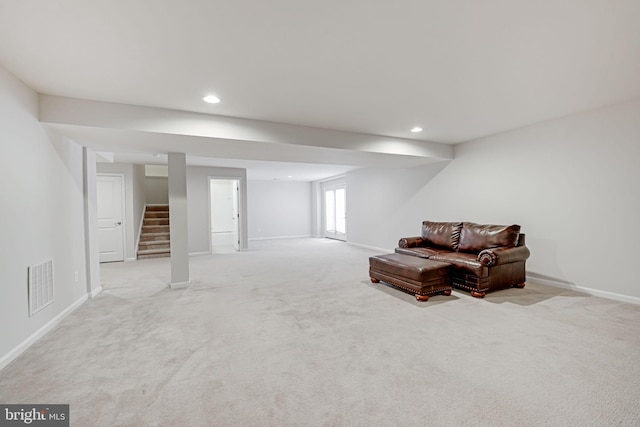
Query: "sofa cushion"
421 221 462 250
395 246 451 259
429 252 489 278
458 222 521 253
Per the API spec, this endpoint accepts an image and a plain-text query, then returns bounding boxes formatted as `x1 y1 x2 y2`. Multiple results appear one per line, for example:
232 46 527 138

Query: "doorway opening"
323 182 346 241
209 178 240 253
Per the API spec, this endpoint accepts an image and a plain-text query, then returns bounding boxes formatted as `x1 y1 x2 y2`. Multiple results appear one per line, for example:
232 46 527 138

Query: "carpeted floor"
1 238 640 426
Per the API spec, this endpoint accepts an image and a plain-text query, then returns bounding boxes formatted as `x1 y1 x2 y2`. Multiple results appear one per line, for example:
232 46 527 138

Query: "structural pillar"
82 147 101 297
168 152 190 289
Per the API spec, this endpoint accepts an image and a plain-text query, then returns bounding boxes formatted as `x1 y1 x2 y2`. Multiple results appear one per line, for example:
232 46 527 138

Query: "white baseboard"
0 294 88 372
526 272 640 305
249 235 311 241
169 280 190 290
347 241 394 254
89 286 103 299
189 251 210 257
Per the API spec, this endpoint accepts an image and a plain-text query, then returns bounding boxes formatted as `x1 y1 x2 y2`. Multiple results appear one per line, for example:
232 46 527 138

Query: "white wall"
96 162 146 260
0 65 88 367
248 181 312 240
187 166 248 253
347 99 640 299
145 176 168 204
346 162 451 250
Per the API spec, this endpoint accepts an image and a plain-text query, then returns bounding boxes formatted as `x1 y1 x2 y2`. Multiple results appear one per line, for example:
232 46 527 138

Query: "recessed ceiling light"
203 95 221 104
287 175 293 178
411 127 423 133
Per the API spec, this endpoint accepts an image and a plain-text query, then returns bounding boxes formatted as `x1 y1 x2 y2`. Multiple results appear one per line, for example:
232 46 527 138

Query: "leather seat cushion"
395 246 450 258
429 252 488 278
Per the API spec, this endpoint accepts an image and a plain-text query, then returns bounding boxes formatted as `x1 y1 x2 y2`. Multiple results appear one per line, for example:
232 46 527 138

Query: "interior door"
210 178 240 252
324 184 346 241
97 175 125 262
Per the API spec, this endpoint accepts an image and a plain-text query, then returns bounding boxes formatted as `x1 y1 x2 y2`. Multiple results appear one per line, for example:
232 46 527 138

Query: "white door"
209 178 240 252
97 175 125 262
324 185 346 241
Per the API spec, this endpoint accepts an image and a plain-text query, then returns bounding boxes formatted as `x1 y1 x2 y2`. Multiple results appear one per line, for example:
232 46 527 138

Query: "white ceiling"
1 0 640 180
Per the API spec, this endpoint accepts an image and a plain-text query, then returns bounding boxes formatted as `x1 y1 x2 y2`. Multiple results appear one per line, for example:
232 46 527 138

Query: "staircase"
137 205 171 259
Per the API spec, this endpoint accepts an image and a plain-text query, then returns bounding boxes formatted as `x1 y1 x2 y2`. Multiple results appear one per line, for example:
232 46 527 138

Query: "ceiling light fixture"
203 95 221 104
410 127 423 133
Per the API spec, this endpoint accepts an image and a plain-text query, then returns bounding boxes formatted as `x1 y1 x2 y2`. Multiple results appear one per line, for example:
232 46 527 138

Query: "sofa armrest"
398 237 425 249
477 245 531 267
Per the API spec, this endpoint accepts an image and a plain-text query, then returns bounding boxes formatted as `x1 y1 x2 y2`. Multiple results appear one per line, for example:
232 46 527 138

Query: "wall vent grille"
28 259 54 316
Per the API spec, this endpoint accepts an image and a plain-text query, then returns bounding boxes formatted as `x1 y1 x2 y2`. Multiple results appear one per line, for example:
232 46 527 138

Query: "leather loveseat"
396 221 530 298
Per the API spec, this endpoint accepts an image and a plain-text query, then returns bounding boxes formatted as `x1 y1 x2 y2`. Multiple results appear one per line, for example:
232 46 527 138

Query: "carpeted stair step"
137 247 171 259
140 232 170 242
145 211 169 219
137 205 171 259
143 217 170 226
138 240 170 251
142 224 170 233
145 204 169 212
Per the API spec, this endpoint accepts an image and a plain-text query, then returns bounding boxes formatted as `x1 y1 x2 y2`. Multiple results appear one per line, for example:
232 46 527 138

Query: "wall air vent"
28 259 54 316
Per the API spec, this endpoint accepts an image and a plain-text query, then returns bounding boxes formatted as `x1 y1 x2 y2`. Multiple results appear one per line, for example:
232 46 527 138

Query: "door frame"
322 178 347 241
207 176 242 252
96 173 126 262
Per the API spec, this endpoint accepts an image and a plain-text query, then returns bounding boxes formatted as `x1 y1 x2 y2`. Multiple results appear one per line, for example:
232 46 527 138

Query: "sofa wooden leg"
415 294 430 302
513 282 526 288
442 289 452 296
370 277 380 283
471 290 486 298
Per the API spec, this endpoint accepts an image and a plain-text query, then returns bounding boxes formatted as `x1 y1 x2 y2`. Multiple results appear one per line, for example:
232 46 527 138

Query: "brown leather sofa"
396 221 530 298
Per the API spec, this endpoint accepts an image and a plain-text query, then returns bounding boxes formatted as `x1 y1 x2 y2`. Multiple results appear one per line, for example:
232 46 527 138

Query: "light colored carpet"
1 238 640 426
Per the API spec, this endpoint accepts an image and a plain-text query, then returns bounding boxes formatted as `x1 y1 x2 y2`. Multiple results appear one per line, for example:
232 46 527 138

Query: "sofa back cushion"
421 221 462 250
458 222 521 253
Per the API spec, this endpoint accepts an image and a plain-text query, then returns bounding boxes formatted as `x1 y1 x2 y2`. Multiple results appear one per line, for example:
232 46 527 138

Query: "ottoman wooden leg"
415 294 430 302
370 277 380 283
471 290 486 298
513 282 526 288
442 289 452 296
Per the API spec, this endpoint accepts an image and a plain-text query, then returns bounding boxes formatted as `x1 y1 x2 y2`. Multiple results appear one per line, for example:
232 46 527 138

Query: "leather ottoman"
369 253 452 301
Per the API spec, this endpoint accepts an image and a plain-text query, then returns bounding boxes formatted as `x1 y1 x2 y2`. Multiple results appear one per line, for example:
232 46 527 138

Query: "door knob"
115 221 122 226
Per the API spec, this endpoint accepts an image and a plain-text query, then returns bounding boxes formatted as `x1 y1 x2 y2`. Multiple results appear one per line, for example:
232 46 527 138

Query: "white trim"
189 251 210 257
347 241 394 253
249 235 311 241
526 272 640 305
134 204 146 259
89 286 103 299
0 294 88 371
169 280 191 290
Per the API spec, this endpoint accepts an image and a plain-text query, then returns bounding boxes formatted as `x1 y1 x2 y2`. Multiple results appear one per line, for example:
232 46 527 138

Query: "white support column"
168 152 190 289
83 147 101 297
310 181 322 237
